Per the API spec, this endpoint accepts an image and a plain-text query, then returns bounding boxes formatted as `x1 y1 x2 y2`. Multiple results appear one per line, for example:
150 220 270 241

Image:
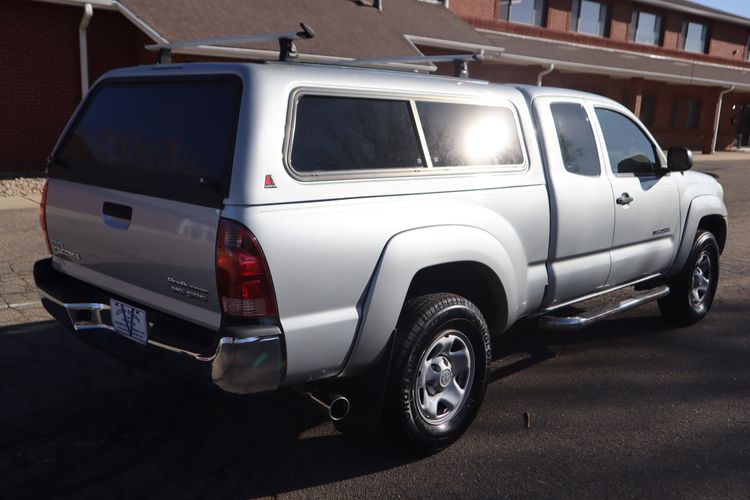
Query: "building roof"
117 0 495 60
481 30 750 90
634 0 750 27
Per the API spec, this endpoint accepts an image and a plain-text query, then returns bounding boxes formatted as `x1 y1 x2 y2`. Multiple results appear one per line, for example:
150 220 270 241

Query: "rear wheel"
659 230 720 326
386 293 491 452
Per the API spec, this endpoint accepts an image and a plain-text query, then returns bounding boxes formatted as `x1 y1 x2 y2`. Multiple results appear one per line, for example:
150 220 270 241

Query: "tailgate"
45 75 242 330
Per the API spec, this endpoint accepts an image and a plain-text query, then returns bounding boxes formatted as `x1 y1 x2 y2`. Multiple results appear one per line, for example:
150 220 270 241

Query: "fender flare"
340 225 522 377
668 194 727 276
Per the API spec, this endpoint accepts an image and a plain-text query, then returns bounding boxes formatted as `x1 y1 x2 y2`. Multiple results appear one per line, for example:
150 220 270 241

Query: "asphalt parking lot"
1 155 748 499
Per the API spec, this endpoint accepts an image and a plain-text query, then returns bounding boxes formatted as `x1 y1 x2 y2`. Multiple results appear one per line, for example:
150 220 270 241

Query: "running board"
539 285 670 331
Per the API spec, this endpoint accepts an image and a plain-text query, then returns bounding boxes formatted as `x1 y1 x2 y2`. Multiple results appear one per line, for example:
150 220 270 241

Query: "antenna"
337 53 487 78
145 23 316 64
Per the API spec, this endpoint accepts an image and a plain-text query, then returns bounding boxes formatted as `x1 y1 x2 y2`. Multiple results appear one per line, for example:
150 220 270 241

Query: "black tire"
658 229 720 326
385 293 491 453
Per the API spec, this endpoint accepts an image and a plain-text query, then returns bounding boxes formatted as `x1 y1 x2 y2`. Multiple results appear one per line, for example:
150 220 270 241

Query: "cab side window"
595 108 658 176
550 102 601 176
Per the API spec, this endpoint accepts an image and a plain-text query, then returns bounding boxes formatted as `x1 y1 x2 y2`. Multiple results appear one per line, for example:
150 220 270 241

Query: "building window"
686 99 701 129
670 99 681 128
670 99 702 129
639 95 656 127
630 11 664 46
680 21 709 53
499 0 546 27
571 0 609 37
745 35 750 60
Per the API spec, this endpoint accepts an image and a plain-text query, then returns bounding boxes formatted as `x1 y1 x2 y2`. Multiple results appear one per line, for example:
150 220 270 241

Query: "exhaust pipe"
306 392 350 421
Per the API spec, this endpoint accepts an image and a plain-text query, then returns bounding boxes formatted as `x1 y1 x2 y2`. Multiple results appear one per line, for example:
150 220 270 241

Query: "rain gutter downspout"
537 63 554 86
79 3 93 97
712 86 734 154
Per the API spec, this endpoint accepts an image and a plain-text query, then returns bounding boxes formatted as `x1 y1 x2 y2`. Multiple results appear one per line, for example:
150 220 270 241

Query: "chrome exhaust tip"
307 392 350 421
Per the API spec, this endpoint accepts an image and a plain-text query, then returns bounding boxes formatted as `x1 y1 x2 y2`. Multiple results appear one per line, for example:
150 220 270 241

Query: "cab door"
534 97 614 306
591 105 681 287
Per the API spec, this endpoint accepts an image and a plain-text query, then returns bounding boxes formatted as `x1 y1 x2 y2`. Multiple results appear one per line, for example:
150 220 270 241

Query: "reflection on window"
416 101 524 167
595 108 658 176
681 21 709 53
291 96 424 172
630 11 664 46
499 0 546 26
550 103 601 176
571 0 609 37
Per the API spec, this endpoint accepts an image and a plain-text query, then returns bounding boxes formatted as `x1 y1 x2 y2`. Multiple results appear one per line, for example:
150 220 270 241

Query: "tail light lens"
216 218 277 318
39 180 51 254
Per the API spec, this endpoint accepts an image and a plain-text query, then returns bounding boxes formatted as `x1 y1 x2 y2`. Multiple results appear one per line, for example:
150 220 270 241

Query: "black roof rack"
145 22 315 64
337 53 487 78
144 24 494 78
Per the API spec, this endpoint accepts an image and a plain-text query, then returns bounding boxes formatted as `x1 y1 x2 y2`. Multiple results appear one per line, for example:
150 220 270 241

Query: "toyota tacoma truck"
35 60 727 452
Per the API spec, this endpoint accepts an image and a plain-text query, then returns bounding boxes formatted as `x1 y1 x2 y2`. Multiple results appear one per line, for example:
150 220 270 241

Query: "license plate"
110 299 148 345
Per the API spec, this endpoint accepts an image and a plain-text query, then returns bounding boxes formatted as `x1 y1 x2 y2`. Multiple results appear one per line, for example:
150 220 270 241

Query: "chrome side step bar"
539 285 670 331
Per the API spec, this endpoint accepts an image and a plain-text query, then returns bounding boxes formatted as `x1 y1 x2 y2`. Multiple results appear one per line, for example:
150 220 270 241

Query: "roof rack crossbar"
337 52 486 78
146 22 315 64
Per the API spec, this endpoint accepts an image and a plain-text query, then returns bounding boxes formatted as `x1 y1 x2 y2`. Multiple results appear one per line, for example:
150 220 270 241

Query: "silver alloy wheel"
690 251 712 313
413 329 475 425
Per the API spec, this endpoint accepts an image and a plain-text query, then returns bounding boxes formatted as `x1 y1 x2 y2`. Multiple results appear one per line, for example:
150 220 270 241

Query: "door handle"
102 202 132 230
616 193 634 206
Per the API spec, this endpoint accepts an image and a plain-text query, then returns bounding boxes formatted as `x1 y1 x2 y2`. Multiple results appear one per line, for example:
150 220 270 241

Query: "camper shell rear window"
287 91 526 179
50 76 242 207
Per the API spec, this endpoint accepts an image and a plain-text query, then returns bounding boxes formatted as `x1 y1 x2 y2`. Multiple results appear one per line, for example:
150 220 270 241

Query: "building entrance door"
736 104 750 148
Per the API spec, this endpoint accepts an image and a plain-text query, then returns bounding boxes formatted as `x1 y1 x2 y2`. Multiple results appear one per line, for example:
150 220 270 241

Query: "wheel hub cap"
690 251 712 311
413 330 475 425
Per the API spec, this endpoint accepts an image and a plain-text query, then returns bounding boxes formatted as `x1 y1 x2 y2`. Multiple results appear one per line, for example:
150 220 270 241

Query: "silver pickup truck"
35 61 727 452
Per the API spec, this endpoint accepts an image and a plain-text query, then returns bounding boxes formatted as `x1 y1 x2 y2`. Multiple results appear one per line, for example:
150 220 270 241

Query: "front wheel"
386 293 491 452
659 230 720 326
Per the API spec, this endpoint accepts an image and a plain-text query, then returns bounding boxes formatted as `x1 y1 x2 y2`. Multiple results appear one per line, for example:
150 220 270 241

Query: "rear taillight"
216 218 277 318
39 180 51 254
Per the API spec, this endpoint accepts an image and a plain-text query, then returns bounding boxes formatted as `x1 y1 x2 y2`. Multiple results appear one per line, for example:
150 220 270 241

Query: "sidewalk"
693 150 750 163
0 193 42 210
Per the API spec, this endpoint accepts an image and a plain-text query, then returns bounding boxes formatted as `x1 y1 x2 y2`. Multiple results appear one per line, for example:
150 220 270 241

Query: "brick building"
450 0 750 153
4 0 750 172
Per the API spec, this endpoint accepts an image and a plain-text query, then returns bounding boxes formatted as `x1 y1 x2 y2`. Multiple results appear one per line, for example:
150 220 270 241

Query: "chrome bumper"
34 259 283 395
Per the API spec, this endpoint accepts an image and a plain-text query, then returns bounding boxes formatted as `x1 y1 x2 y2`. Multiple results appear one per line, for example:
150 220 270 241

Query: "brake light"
39 180 51 254
216 218 277 317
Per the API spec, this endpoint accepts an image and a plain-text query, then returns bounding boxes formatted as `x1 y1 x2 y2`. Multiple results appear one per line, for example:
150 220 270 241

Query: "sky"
694 0 750 19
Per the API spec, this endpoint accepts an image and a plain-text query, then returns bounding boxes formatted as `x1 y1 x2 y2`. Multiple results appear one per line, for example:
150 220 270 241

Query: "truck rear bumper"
33 258 284 395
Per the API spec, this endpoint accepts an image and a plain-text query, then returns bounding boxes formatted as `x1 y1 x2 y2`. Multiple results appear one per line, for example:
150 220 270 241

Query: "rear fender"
341 225 521 377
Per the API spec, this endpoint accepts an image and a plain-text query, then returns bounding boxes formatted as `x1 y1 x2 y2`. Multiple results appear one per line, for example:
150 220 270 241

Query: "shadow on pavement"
0 304 748 498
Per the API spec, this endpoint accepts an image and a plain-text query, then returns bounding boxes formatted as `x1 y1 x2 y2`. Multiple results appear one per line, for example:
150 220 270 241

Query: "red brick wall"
609 1 630 41
0 0 154 172
709 21 749 61
546 0 569 32
449 0 496 20
457 0 750 67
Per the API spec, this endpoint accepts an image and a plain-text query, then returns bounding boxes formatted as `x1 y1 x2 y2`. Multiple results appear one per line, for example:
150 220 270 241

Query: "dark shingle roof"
483 30 750 90
120 0 493 59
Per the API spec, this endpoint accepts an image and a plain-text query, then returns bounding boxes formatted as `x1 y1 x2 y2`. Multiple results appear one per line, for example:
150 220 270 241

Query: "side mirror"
667 147 693 172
